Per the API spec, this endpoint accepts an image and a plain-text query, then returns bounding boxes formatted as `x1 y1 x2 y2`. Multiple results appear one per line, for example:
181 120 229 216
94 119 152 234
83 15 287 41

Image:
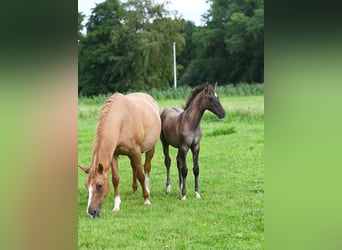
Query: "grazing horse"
160 83 226 200
79 92 161 217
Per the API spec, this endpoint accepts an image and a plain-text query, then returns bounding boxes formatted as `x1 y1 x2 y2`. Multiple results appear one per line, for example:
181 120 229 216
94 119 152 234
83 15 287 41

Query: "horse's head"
79 164 110 218
203 82 226 119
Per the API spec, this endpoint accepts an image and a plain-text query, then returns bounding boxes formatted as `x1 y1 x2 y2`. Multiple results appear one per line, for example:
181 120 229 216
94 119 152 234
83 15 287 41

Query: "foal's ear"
79 165 90 174
97 164 104 175
204 82 210 93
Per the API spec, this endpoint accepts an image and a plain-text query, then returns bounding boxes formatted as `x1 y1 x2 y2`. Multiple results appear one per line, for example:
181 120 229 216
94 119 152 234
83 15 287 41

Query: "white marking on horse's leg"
181 195 186 200
195 191 201 199
87 185 93 217
144 199 151 205
112 196 121 212
145 174 150 194
166 184 171 193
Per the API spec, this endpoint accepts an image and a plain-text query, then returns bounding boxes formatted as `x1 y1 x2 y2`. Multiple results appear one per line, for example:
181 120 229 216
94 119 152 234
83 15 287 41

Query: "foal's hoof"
166 184 171 194
195 192 201 199
144 199 151 206
181 195 186 200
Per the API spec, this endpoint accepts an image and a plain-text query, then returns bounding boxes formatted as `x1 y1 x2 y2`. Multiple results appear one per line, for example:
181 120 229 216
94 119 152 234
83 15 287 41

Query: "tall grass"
78 83 263 103
149 83 263 100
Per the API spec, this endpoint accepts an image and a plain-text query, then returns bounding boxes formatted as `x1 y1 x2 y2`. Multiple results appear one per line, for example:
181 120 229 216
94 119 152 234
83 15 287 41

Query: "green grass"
78 93 264 249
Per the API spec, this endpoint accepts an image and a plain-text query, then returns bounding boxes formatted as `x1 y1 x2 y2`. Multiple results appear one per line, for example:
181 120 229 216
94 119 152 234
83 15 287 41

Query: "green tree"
181 0 264 85
78 12 85 42
111 0 185 91
224 0 264 82
78 0 185 96
177 20 198 86
78 0 123 96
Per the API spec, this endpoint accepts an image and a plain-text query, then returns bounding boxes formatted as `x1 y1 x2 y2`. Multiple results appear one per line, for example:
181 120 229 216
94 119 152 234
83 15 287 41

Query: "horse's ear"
97 164 104 175
79 165 90 174
214 82 218 90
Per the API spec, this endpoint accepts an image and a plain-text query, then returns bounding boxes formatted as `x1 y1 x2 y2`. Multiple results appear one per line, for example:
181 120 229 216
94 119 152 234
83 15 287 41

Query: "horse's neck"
92 131 118 170
92 147 110 165
182 95 206 129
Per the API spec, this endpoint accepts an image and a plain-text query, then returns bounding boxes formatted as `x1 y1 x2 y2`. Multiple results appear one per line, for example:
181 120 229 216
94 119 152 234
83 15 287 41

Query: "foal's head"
80 164 110 218
202 83 226 119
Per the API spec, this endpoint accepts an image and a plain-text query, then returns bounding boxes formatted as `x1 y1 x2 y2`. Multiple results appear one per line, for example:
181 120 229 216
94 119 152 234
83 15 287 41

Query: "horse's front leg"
111 157 121 211
191 143 201 199
177 146 189 200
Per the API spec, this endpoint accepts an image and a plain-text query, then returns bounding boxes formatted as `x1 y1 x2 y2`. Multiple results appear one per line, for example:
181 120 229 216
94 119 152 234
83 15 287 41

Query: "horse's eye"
96 184 102 191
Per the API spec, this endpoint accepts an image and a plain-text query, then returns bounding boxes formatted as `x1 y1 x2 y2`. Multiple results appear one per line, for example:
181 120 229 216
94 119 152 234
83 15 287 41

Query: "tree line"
78 0 264 96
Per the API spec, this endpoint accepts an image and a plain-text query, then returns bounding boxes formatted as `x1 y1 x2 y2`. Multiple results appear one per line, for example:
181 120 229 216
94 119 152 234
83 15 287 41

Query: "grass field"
78 90 264 249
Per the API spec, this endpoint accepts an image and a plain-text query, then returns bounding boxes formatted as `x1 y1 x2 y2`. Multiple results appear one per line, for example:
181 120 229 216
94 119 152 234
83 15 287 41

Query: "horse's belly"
114 145 132 156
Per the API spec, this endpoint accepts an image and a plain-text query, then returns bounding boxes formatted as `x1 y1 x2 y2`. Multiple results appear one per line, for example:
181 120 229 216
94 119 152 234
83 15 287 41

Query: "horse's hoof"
166 184 171 193
113 196 121 211
144 199 151 206
181 195 186 200
195 192 201 199
112 207 120 212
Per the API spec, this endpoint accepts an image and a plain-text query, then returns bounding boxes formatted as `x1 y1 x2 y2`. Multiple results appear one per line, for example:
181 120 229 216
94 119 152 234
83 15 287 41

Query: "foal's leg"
130 149 151 205
161 133 172 193
177 146 189 200
191 143 201 199
143 145 155 195
111 157 121 211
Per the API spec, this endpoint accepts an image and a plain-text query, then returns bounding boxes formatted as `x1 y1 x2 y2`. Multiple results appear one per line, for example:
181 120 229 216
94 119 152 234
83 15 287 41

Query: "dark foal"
160 83 226 200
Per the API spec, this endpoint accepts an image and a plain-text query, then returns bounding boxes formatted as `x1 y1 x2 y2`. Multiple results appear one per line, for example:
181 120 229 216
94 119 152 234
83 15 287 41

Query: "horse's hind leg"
111 157 121 211
130 158 138 194
161 132 171 193
177 146 189 200
130 151 151 206
143 145 155 195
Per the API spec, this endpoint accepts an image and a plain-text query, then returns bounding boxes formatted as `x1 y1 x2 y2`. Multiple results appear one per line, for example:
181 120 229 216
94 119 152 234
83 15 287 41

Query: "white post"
173 42 177 89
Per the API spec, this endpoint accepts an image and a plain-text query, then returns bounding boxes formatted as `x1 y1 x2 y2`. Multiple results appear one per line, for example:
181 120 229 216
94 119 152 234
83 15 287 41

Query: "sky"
78 0 210 26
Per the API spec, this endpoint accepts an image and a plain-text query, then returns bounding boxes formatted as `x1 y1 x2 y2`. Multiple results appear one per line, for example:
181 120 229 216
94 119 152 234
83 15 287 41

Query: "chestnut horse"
79 92 161 217
160 83 226 200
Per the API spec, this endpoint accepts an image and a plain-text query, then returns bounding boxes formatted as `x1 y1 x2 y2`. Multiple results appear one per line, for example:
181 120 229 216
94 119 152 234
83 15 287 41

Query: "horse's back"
125 93 160 128
161 107 183 123
121 93 161 152
126 93 159 115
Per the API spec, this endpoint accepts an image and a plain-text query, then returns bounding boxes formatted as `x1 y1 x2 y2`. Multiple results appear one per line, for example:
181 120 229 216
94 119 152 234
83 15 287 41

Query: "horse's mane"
184 84 206 110
92 93 120 155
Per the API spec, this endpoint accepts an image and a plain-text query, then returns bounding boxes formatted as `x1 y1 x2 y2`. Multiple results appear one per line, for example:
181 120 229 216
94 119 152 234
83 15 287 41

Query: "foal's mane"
184 84 206 110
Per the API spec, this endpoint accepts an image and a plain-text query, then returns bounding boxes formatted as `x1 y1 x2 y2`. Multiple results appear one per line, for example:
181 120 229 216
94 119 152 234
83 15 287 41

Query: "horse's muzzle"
88 208 100 218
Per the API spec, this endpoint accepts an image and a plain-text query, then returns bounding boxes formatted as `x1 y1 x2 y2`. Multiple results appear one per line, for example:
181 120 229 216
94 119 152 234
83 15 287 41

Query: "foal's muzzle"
218 110 226 119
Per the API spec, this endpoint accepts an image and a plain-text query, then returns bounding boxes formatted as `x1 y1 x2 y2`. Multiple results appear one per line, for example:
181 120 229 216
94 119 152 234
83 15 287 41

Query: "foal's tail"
159 110 166 143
